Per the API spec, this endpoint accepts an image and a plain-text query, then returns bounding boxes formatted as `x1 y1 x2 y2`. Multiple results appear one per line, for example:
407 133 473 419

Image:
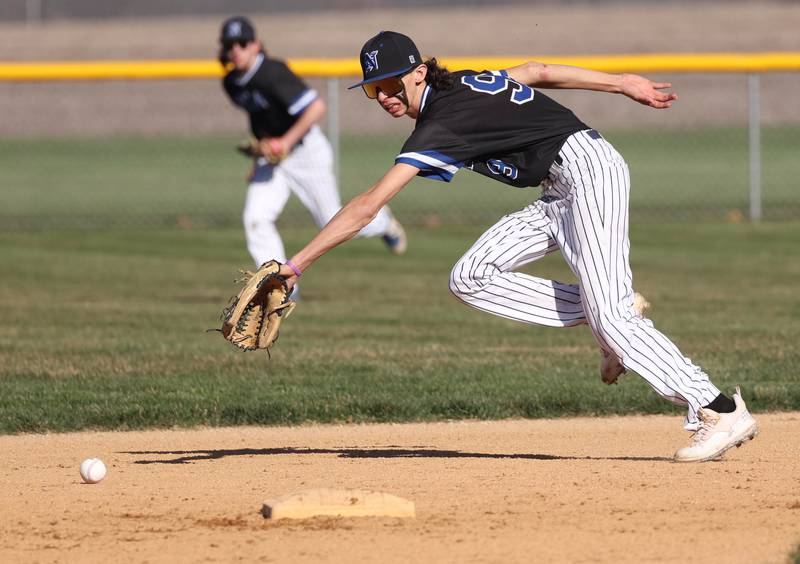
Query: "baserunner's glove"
236 138 287 165
218 260 296 351
235 137 261 158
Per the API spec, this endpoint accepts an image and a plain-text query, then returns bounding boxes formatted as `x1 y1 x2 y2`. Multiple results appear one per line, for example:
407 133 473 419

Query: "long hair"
424 57 454 90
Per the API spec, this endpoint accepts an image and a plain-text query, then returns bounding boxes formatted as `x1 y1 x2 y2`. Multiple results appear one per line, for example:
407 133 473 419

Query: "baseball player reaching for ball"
276 31 758 462
218 17 407 273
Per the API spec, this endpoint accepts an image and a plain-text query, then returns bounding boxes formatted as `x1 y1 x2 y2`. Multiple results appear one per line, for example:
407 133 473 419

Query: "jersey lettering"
397 70 587 187
233 90 271 113
460 73 535 105
487 159 519 180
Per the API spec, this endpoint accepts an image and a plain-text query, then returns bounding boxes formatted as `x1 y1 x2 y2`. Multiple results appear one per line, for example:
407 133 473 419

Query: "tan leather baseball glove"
235 137 261 159
236 138 287 165
219 260 296 351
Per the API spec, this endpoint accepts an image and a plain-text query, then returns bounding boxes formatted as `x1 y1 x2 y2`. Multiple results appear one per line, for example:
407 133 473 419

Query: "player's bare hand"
620 73 677 109
278 263 298 290
259 137 289 164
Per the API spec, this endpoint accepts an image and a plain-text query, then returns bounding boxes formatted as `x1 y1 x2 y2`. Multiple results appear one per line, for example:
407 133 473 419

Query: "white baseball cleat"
599 292 650 385
632 292 650 316
673 387 759 463
382 216 407 255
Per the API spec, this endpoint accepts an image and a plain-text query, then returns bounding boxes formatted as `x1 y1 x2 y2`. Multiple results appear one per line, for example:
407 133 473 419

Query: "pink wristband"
286 260 302 277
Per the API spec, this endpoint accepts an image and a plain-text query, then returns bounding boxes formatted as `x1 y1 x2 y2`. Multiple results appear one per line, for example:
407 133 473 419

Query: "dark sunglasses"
222 39 250 50
362 74 406 99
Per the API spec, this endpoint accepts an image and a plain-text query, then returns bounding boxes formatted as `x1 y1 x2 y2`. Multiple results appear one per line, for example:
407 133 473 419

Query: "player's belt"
554 129 603 166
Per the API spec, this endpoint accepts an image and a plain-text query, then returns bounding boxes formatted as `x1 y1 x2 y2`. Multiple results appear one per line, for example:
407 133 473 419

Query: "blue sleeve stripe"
397 151 462 171
418 170 455 182
288 89 318 116
395 157 455 182
395 156 431 169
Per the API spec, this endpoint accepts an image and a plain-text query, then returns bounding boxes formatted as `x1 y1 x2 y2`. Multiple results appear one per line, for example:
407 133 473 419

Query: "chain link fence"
1 68 798 230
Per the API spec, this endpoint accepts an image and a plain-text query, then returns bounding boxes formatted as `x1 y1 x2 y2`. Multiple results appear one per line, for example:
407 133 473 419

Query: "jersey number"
487 159 518 180
461 73 535 105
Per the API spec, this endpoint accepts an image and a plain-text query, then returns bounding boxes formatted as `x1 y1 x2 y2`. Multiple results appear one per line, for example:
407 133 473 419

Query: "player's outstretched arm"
277 163 419 285
506 61 677 109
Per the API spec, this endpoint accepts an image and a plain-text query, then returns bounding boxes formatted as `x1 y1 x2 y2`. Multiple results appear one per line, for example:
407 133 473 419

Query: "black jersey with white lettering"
396 69 589 188
223 53 319 139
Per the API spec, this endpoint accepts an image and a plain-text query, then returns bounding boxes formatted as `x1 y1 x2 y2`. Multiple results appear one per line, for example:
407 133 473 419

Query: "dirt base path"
2 414 799 563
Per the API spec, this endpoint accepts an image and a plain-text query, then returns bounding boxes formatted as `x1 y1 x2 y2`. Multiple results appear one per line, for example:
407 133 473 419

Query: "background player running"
276 31 758 462
218 17 407 271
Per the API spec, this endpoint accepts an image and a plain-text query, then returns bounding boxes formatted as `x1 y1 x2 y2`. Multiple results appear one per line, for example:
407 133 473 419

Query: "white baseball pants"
243 126 392 266
449 129 720 428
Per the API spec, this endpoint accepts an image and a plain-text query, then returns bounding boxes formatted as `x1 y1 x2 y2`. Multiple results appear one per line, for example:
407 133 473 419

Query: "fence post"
747 73 762 221
327 77 340 187
25 0 43 24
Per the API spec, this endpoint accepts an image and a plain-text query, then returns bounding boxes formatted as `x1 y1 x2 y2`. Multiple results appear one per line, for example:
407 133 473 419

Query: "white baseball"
79 458 107 484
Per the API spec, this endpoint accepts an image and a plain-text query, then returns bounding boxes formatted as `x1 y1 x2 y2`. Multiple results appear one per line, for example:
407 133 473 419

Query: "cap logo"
227 21 242 37
364 50 379 73
409 55 416 63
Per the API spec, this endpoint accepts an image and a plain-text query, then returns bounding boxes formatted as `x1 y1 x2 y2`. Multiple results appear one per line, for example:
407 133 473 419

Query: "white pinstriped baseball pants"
243 126 392 266
449 129 720 428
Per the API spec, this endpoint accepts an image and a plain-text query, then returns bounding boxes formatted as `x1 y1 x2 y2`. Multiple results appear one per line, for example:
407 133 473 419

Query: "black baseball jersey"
223 53 319 139
396 69 589 188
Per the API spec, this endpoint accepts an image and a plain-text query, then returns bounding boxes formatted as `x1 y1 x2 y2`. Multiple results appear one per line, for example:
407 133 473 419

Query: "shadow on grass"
123 447 671 464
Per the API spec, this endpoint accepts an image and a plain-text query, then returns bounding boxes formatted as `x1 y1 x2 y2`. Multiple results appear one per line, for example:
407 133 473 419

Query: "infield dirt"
2 413 799 563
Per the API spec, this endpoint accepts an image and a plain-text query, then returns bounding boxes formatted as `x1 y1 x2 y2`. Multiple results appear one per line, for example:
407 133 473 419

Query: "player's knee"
448 259 487 296
448 268 466 298
243 206 280 229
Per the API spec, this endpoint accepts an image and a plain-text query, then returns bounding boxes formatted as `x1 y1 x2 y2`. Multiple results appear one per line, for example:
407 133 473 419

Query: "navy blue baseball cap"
348 31 422 90
220 16 256 45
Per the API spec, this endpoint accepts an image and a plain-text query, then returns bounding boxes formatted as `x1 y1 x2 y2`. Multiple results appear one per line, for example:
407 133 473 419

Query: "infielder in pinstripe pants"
277 32 758 462
218 17 407 273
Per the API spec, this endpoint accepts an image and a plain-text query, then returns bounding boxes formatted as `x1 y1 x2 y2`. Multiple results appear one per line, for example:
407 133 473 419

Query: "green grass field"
1 126 798 229
1 221 798 434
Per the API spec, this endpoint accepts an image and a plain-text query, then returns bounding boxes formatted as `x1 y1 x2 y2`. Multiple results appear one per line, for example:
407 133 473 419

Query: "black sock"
704 394 736 414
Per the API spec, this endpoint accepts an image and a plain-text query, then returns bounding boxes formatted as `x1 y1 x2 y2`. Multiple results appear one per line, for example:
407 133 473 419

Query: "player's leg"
242 162 291 266
551 131 723 427
280 127 342 227
282 127 400 245
448 203 586 327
